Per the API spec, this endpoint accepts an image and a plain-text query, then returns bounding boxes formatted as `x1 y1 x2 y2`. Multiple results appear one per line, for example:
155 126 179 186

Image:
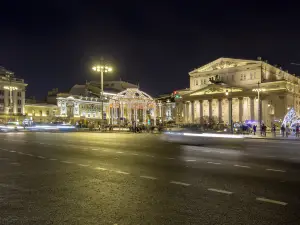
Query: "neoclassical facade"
175 57 300 127
56 88 157 125
0 67 27 122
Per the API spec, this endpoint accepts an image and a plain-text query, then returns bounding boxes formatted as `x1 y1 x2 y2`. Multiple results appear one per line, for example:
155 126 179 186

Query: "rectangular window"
0 105 4 112
39 110 42 116
244 74 246 80
240 74 243 80
196 79 198 85
17 99 21 105
204 79 206 84
0 90 4 95
46 110 49 116
17 92 21 97
0 99 4 103
232 74 235 81
17 108 21 113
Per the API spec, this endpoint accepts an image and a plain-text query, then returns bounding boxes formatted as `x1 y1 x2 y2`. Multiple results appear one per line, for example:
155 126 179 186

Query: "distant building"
175 57 300 127
0 66 27 123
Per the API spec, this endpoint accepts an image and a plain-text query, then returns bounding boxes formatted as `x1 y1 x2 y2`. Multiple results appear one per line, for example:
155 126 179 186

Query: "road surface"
0 132 300 225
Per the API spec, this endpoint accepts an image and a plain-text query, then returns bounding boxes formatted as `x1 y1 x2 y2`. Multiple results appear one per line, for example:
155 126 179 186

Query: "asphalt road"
1 132 300 225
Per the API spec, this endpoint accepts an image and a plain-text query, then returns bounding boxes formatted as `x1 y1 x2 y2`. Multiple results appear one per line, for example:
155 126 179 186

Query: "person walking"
286 125 290 138
296 124 300 138
272 124 276 137
253 125 257 135
281 125 285 137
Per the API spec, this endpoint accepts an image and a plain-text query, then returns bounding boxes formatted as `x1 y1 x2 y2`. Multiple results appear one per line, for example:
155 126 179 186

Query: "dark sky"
1 1 300 99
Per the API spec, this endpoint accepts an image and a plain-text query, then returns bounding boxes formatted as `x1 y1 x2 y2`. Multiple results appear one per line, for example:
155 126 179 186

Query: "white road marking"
166 157 175 160
207 162 221 165
39 143 44 145
266 169 286 173
146 155 155 158
208 188 233 195
266 155 276 158
10 150 16 153
186 159 196 162
256 197 287 206
10 162 20 166
49 158 57 161
78 164 89 167
170 181 191 186
92 148 99 151
116 151 124 154
61 160 73 164
234 164 250 168
18 152 25 155
25 153 33 156
203 150 211 152
114 170 130 175
37 156 46 159
140 175 157 180
95 167 108 171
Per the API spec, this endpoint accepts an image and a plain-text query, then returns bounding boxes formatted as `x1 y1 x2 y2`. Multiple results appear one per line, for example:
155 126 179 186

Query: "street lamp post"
92 62 113 126
252 82 265 130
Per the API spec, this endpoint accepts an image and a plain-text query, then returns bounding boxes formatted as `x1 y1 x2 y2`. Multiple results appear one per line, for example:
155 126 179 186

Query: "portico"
175 57 300 127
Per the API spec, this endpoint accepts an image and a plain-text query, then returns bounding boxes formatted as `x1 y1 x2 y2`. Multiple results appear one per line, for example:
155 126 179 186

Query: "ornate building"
175 57 300 127
0 67 27 123
56 88 157 126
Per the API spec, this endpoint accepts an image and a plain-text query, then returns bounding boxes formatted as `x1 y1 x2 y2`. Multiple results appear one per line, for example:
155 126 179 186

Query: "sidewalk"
244 133 300 141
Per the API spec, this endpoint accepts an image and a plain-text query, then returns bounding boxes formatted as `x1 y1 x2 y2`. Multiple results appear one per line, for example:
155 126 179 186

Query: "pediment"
190 57 259 74
190 84 243 96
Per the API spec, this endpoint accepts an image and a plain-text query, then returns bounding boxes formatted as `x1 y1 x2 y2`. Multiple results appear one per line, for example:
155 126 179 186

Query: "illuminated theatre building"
0 67 27 123
55 81 158 125
175 57 300 127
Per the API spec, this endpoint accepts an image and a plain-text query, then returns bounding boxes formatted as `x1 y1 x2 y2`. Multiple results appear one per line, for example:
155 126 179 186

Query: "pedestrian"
286 125 290 138
272 124 276 137
296 124 299 137
281 125 285 137
253 125 257 135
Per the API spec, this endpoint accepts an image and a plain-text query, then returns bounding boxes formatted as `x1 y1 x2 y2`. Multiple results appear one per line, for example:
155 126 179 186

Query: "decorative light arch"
109 88 156 125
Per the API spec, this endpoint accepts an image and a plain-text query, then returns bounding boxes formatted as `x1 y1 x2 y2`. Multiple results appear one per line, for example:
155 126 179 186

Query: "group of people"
252 124 267 136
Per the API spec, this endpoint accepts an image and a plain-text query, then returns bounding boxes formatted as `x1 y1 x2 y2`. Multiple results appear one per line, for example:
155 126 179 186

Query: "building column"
208 99 212 118
250 97 254 120
191 101 195 123
21 90 25 115
239 97 243 122
143 107 147 125
13 90 17 114
199 100 203 124
4 90 9 114
228 98 233 132
153 105 157 126
218 99 222 123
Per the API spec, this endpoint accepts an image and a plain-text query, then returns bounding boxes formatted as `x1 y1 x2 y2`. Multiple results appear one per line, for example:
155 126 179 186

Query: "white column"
191 101 195 123
250 97 254 120
218 99 222 123
228 98 233 132
208 100 212 118
153 105 157 126
199 100 203 124
4 90 9 114
238 97 243 122
21 90 25 115
143 107 147 125
13 90 17 114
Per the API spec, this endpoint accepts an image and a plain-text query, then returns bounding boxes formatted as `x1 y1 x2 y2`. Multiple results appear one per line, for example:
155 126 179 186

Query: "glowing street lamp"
252 82 265 128
92 62 113 122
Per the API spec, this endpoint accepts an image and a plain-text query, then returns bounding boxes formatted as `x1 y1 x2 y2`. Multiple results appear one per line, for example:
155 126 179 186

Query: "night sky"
1 1 300 99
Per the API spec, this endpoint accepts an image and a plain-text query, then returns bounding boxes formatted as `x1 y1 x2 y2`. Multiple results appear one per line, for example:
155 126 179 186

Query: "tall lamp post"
252 82 265 130
92 62 113 125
